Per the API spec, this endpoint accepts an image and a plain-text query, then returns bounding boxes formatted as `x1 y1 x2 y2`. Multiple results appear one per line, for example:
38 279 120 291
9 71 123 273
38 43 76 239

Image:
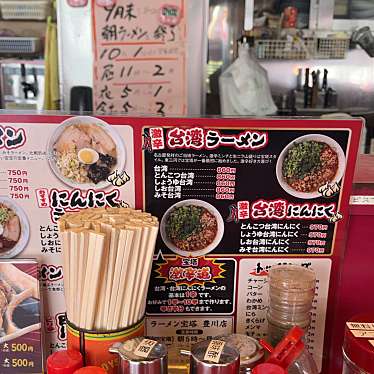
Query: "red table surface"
329 154 374 373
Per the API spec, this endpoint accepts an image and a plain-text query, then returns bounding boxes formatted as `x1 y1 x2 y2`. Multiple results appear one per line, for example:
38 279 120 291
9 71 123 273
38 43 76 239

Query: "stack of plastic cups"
267 264 316 346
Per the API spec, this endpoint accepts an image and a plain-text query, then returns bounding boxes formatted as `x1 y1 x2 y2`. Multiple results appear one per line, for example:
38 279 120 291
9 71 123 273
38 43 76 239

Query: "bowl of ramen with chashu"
47 116 126 189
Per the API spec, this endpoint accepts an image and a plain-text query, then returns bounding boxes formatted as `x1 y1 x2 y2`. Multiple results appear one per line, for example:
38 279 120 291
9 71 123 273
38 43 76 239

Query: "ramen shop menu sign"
92 0 187 115
143 128 354 258
142 120 362 372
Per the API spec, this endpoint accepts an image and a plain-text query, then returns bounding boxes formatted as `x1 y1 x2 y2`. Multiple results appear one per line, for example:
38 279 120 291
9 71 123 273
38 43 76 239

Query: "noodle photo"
160 200 224 257
276 134 346 199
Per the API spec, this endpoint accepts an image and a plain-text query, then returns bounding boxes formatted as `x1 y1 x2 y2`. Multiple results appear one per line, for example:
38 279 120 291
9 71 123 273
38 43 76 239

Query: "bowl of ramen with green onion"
160 199 224 257
276 134 346 199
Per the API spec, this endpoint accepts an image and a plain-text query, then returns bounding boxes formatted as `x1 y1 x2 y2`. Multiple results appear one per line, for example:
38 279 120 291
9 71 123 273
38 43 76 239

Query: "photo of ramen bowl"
47 116 126 189
0 197 29 259
276 134 346 199
160 199 224 257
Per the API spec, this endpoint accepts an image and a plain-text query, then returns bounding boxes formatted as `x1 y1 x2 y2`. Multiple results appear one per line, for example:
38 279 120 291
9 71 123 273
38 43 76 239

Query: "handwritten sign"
92 0 187 116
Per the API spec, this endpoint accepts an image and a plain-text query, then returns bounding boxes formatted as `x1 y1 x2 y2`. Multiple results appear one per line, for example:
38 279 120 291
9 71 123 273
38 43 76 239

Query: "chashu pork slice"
54 125 92 154
3 215 21 243
83 125 116 157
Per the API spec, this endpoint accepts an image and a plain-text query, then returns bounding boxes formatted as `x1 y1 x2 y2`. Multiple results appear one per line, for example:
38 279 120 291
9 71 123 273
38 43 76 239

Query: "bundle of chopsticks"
58 207 159 332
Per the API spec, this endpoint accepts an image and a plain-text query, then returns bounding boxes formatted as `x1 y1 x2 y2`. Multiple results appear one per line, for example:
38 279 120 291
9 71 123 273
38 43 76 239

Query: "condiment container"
282 6 298 28
252 363 286 374
259 326 317 374
189 339 240 374
343 313 374 373
267 265 316 346
109 337 168 374
214 334 264 373
47 350 83 374
288 349 318 374
74 367 107 373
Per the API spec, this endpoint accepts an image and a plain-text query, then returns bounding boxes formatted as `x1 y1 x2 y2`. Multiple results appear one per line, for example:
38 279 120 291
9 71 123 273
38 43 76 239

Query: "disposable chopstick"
95 222 113 329
85 232 105 330
61 231 71 320
134 224 159 323
107 228 133 330
128 222 151 324
58 220 66 231
76 231 88 326
69 231 80 325
119 224 143 328
79 231 97 329
102 226 120 325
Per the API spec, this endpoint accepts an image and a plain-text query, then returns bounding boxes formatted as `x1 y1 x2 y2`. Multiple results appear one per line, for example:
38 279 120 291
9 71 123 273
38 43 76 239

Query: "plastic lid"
260 326 305 369
73 367 107 374
269 265 316 292
344 313 374 373
47 350 83 374
252 363 286 374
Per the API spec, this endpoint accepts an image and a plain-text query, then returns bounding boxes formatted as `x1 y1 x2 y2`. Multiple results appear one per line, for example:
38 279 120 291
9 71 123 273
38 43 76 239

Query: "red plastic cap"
73 367 107 374
47 350 83 374
253 363 287 374
260 326 305 369
344 313 374 373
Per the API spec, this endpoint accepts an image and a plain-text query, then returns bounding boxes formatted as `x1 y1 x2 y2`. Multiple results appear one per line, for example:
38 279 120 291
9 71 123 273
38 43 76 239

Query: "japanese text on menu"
92 0 187 116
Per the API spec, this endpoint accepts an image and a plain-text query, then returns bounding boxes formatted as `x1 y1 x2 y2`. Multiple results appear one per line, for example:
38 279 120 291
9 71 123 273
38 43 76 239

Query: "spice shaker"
267 264 316 346
189 339 240 374
47 350 84 374
343 313 374 374
214 334 264 373
109 337 168 374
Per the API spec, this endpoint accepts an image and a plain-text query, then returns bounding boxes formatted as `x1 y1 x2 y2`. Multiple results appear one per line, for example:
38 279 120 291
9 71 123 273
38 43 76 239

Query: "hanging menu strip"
92 0 187 116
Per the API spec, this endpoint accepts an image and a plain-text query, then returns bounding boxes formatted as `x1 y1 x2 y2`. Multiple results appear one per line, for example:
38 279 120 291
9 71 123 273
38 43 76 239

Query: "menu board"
92 0 187 116
0 114 362 373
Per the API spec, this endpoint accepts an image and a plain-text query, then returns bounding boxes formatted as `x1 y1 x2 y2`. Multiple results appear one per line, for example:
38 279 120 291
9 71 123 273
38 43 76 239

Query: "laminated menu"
0 114 363 373
0 259 42 373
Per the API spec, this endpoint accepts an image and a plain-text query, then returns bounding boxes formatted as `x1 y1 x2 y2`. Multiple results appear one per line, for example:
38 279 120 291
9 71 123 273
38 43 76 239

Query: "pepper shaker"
214 334 264 373
189 339 240 374
110 337 168 374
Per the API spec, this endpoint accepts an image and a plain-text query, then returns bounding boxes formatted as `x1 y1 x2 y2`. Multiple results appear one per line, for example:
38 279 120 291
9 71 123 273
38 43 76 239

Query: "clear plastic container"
288 350 319 374
267 314 310 347
267 265 316 346
257 326 318 374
